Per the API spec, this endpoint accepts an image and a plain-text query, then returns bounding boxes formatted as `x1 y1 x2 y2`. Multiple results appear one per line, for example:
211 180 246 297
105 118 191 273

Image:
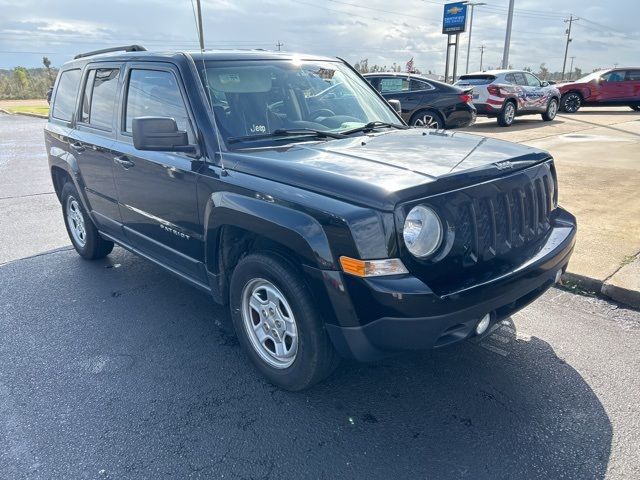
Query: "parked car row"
362 67 640 129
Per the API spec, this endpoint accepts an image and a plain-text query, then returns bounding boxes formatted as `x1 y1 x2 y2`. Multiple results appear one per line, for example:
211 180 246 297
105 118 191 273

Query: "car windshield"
196 59 402 147
575 70 608 82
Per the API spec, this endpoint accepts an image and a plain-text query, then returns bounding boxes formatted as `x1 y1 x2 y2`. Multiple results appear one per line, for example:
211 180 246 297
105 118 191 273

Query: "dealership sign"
442 2 467 34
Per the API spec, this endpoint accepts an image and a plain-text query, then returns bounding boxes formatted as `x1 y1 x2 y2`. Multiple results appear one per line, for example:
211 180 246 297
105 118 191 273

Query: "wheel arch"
409 107 444 127
202 192 337 302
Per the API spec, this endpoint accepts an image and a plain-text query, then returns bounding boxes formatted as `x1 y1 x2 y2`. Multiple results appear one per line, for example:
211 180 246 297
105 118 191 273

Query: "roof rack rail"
74 45 147 60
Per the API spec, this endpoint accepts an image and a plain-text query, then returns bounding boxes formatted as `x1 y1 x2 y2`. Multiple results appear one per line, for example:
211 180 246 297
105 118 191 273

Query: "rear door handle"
70 141 85 153
114 155 135 169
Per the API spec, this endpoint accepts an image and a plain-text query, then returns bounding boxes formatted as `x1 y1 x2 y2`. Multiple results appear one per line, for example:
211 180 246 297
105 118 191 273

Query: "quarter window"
81 68 120 130
51 69 81 122
125 69 192 140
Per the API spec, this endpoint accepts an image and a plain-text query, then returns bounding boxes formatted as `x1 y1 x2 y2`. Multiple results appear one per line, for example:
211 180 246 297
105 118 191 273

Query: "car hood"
224 129 551 211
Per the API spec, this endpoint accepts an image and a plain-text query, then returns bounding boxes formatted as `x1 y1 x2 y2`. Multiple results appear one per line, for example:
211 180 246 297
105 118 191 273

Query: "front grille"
400 161 556 295
453 167 554 263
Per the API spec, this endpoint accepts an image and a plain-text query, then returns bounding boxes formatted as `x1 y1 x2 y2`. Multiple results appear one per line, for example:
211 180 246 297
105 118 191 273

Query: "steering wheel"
309 109 336 121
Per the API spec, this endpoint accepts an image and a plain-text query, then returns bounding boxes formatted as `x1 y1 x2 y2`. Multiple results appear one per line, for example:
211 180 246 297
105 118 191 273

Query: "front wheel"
630 106 640 112
60 182 114 260
560 92 582 113
497 101 516 127
229 253 339 390
542 98 558 121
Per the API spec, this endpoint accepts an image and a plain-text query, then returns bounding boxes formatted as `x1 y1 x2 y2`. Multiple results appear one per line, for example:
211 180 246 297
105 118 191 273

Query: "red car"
557 68 640 112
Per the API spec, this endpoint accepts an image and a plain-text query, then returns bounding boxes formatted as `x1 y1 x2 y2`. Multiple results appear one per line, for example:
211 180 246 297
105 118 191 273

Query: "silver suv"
456 70 560 127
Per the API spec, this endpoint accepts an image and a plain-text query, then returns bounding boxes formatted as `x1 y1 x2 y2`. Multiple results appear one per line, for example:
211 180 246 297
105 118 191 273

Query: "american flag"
406 57 414 73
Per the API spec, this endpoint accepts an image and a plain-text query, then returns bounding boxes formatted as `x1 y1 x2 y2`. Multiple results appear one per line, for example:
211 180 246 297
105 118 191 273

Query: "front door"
599 70 628 102
376 76 425 122
111 63 207 284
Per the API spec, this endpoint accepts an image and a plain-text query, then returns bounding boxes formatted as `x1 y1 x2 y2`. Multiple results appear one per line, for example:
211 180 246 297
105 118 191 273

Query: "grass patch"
6 105 49 116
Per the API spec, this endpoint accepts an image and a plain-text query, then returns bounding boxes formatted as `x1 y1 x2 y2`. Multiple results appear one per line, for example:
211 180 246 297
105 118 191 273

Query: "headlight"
403 205 443 258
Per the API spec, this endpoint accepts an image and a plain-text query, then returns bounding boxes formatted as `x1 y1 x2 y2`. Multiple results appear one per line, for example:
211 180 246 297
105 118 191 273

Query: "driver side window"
601 71 625 82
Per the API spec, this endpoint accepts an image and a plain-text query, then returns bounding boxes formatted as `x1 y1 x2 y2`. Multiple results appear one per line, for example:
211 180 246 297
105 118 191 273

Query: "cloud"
0 0 638 75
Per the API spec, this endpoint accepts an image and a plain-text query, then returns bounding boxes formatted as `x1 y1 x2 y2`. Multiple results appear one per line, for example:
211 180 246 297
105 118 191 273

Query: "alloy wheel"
564 94 581 113
413 114 441 129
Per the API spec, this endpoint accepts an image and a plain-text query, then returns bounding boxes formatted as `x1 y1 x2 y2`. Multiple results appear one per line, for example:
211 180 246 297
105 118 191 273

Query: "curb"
0 108 48 119
563 268 640 310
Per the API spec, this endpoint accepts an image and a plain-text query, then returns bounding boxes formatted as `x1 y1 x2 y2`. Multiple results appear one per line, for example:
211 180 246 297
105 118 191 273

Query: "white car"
455 70 560 127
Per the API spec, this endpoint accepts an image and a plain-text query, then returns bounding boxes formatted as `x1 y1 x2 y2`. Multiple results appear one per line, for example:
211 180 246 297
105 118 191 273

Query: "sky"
1 0 638 76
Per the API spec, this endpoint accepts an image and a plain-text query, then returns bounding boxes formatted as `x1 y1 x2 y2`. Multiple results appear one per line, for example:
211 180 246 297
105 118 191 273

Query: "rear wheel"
61 182 114 259
560 92 582 113
410 109 443 129
630 106 640 112
229 253 339 390
497 101 516 127
542 98 558 121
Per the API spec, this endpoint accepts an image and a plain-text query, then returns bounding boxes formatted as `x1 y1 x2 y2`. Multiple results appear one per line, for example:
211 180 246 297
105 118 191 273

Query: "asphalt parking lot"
1 112 640 479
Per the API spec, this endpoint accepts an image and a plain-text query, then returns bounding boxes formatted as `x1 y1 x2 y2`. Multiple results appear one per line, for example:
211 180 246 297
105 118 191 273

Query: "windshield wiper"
342 121 409 136
227 128 347 144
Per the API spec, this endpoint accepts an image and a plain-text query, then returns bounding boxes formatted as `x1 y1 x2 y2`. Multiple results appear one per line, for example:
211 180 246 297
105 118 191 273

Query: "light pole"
464 2 486 74
501 0 515 69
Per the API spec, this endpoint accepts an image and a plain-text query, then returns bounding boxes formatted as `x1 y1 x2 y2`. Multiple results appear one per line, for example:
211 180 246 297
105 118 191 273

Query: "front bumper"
320 208 576 361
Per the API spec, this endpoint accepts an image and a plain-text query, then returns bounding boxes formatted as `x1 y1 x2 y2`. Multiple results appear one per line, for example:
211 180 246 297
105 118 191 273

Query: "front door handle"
114 155 135 169
70 141 85 153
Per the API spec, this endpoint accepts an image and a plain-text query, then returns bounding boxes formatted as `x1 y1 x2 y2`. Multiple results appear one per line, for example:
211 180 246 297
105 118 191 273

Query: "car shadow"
0 246 613 479
466 117 569 133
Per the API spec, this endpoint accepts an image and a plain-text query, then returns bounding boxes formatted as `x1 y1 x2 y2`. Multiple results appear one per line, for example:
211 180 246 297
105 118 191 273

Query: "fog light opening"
475 313 491 335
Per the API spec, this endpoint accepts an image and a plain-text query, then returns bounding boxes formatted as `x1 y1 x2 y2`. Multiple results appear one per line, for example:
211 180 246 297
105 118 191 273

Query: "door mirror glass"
132 116 194 152
387 98 402 114
541 81 549 87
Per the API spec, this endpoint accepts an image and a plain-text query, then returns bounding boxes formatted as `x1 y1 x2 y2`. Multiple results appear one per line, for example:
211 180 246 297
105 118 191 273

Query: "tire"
60 181 114 260
560 92 582 113
229 252 339 390
497 100 516 127
542 98 559 121
630 106 640 112
409 109 444 129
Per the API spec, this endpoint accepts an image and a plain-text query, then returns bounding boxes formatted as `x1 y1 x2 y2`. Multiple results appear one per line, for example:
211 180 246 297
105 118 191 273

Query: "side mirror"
547 80 556 85
387 98 402 114
132 117 194 153
541 81 550 87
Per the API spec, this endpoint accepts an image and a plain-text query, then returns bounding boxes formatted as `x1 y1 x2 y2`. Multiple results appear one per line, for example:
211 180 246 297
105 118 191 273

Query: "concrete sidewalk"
465 108 640 307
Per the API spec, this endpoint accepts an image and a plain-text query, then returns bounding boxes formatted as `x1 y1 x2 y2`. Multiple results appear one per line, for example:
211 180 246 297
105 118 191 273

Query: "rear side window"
457 75 496 85
378 77 409 93
125 69 192 140
85 68 120 130
51 69 81 122
627 70 640 81
409 79 433 91
513 72 528 86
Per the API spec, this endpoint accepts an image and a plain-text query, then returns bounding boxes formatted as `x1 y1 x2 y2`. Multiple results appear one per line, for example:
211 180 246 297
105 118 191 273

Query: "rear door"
375 76 424 120
70 63 123 235
111 62 206 283
512 72 534 111
624 69 640 102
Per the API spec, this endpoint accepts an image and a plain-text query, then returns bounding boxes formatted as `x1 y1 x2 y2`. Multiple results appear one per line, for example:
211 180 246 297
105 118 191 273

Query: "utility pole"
561 15 578 81
464 2 486 74
276 41 284 51
501 0 515 69
195 0 205 51
479 44 485 71
568 56 575 80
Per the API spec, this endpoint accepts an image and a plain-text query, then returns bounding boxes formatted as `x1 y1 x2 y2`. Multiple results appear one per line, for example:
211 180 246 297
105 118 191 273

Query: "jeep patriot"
44 46 577 390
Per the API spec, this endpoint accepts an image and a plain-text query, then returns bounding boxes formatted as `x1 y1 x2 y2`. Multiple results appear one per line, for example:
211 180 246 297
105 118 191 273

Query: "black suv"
45 46 576 390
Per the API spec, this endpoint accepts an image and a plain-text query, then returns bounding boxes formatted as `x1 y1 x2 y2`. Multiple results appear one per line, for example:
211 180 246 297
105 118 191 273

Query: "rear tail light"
487 85 501 97
458 93 473 104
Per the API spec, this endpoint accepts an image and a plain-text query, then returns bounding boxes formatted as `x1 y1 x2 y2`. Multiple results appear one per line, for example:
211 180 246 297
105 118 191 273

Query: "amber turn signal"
339 256 409 277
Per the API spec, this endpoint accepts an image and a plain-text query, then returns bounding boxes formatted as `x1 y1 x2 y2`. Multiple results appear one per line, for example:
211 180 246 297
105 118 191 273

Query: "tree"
42 56 54 84
538 63 549 81
573 67 582 80
13 67 30 91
